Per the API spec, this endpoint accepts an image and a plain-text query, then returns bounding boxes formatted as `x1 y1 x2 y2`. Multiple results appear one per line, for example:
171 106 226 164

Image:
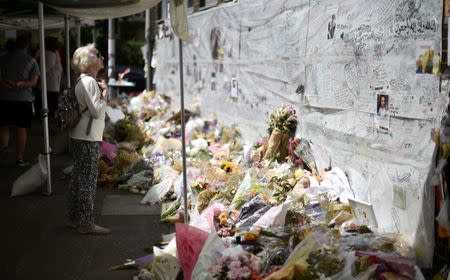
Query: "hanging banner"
155 0 444 268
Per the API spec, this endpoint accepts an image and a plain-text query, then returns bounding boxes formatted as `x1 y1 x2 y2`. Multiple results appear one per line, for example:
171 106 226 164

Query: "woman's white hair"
72 43 97 74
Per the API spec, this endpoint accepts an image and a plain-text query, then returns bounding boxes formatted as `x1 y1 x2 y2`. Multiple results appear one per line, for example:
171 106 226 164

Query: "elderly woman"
68 43 109 235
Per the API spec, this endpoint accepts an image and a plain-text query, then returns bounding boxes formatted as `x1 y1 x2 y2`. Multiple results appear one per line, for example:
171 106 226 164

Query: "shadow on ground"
0 120 172 280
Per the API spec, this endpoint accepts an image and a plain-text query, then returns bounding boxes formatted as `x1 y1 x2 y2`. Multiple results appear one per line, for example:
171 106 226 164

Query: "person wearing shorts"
0 34 40 166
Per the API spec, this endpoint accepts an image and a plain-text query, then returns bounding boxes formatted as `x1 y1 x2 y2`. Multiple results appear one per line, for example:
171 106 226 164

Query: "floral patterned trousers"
68 139 100 226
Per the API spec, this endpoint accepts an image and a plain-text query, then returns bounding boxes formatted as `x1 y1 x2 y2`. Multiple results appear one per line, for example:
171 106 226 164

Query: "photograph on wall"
327 5 339 40
416 41 440 74
375 93 390 133
376 93 389 117
230 77 238 101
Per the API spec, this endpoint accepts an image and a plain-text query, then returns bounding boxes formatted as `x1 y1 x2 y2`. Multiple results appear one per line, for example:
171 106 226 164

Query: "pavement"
0 119 173 280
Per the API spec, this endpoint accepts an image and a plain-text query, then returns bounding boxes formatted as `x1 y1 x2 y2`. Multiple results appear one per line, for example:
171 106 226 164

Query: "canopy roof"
0 0 161 20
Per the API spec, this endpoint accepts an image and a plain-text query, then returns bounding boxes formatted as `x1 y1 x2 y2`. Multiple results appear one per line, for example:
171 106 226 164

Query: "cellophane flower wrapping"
192 233 229 280
175 223 209 280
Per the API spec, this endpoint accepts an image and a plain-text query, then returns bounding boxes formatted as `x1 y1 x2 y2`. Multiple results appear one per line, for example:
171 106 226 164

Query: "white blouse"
69 73 107 142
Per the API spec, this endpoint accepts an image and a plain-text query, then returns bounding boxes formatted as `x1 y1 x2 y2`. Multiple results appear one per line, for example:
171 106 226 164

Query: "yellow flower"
219 212 228 225
294 169 305 180
221 161 234 173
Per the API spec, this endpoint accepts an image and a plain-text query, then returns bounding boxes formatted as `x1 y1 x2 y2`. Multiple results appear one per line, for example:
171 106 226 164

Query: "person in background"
0 35 40 166
68 43 110 235
44 36 63 117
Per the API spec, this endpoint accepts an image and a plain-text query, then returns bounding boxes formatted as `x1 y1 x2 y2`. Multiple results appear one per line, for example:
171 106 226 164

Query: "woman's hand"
97 79 107 90
97 79 108 99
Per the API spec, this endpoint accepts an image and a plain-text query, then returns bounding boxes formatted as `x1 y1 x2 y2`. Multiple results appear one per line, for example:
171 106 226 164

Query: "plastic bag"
236 206 270 230
173 167 203 199
252 201 290 230
319 167 353 203
141 166 179 205
310 142 331 176
239 196 267 221
175 223 209 280
230 171 252 209
154 237 178 258
143 253 181 280
106 106 125 124
11 154 48 197
191 233 229 280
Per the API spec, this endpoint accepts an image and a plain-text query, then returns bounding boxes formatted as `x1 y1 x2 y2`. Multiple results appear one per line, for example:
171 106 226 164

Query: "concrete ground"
0 120 172 280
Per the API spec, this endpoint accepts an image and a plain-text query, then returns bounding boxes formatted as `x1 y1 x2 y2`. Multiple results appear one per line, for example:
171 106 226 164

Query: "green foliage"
56 19 145 72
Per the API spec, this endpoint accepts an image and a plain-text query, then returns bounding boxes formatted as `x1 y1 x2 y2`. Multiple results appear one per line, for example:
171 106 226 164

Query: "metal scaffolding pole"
38 2 52 195
145 9 151 91
178 38 188 224
108 18 115 97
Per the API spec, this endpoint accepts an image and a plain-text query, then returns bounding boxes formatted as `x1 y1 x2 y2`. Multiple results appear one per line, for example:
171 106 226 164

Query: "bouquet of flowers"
214 210 238 237
208 251 262 280
263 106 298 162
289 137 317 175
191 176 209 194
268 105 298 134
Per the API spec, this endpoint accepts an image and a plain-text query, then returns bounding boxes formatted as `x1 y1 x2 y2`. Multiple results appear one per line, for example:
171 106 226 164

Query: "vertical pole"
64 15 72 153
38 2 52 195
178 39 188 224
162 0 168 20
108 18 115 98
145 10 151 91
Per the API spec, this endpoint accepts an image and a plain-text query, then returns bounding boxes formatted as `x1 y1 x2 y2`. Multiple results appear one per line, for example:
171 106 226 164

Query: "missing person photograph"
230 77 238 99
377 94 389 117
375 93 390 133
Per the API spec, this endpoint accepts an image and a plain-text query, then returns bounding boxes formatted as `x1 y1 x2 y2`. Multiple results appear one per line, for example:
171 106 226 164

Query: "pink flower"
229 260 241 270
240 266 251 278
208 263 222 275
227 267 242 280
